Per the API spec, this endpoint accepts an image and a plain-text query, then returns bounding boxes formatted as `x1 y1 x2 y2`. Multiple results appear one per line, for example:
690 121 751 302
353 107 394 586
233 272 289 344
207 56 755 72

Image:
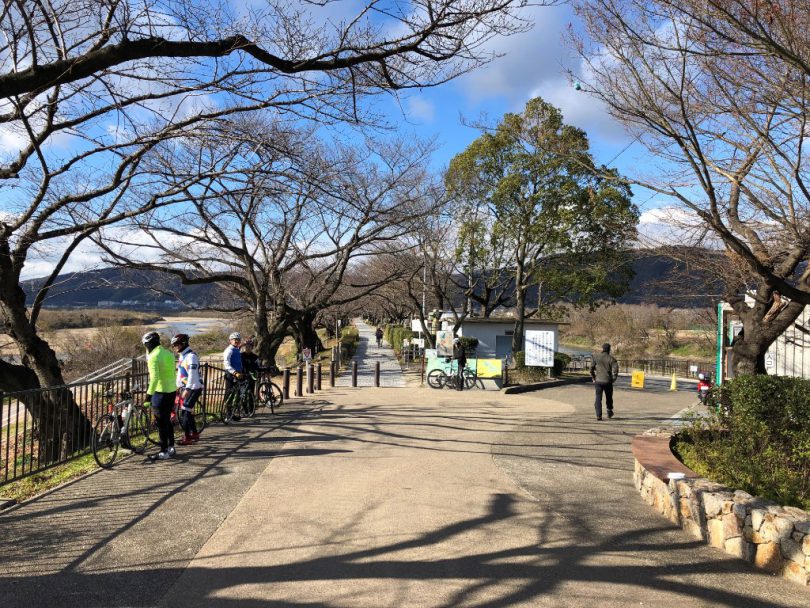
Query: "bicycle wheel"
258 381 283 414
92 414 119 468
243 391 256 418
193 400 207 433
142 407 160 446
427 369 446 389
221 394 235 424
128 408 150 452
463 369 477 390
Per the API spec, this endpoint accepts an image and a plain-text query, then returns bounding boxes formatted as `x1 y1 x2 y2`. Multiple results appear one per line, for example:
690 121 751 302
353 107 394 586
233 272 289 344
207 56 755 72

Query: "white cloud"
458 5 574 102
454 4 631 145
639 206 694 225
406 96 435 122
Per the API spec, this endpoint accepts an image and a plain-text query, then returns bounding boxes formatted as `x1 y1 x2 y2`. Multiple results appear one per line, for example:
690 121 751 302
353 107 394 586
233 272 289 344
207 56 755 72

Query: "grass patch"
674 375 810 510
669 341 715 359
0 451 99 504
36 308 163 330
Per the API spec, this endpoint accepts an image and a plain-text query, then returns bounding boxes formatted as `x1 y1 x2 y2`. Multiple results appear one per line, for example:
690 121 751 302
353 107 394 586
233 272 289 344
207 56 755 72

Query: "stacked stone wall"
634 429 810 587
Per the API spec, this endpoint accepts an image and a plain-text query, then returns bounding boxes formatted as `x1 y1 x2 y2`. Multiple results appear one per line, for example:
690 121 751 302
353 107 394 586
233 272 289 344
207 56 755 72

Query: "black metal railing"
563 356 711 378
0 362 258 488
1 371 148 486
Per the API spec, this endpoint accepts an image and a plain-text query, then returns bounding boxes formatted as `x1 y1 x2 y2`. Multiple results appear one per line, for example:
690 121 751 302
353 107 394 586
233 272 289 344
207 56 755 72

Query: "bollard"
283 368 291 400
351 360 358 387
295 366 303 397
374 361 380 387
329 360 336 387
316 362 322 391
307 363 314 394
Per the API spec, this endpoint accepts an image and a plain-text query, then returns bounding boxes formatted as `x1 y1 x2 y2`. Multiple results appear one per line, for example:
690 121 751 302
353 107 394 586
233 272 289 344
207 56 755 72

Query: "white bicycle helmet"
229 332 242 341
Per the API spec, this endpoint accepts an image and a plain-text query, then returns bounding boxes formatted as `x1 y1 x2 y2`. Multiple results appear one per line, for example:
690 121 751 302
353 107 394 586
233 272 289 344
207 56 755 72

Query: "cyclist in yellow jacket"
142 331 177 460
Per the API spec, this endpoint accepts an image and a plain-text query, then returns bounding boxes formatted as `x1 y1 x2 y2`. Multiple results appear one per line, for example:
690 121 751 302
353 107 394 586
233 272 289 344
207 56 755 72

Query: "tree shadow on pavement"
2 493 804 608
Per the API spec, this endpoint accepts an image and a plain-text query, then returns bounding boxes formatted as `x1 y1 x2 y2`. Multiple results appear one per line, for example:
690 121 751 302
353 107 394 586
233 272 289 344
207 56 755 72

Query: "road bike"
143 391 207 446
427 361 476 390
255 368 283 415
221 377 255 424
92 388 150 468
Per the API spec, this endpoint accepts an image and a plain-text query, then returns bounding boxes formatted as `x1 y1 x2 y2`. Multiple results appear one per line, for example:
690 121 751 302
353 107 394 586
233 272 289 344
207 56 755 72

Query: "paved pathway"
335 319 406 388
2 385 809 607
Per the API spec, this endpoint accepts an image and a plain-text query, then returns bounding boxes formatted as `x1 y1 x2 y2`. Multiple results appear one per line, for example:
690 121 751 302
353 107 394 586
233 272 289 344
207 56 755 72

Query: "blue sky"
376 3 667 221
11 2 676 280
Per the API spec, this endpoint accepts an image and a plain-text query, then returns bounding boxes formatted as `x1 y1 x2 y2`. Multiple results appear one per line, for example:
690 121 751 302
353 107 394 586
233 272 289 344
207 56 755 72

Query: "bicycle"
255 368 283 414
221 377 255 424
92 388 150 468
427 361 475 390
143 390 208 446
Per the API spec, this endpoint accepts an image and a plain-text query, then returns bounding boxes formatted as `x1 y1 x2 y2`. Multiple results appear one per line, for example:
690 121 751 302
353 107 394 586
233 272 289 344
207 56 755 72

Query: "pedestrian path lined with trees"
336 320 406 388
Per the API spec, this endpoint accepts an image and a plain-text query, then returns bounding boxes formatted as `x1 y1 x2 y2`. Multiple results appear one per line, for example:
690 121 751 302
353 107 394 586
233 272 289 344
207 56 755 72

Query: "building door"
495 335 512 359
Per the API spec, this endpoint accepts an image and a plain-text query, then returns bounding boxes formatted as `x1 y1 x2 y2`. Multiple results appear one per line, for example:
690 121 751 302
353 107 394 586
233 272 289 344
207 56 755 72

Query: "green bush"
384 324 413 353
553 352 571 377
675 374 810 510
459 336 478 355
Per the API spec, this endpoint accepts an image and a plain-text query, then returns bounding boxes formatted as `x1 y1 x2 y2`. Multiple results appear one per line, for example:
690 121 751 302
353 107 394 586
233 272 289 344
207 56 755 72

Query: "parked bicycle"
221 377 255 423
256 368 284 414
92 387 149 468
427 361 476 390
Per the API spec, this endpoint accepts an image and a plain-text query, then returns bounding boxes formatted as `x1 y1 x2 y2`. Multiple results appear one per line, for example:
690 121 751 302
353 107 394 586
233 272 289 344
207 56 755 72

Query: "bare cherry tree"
574 0 810 374
0 0 545 458
98 117 441 363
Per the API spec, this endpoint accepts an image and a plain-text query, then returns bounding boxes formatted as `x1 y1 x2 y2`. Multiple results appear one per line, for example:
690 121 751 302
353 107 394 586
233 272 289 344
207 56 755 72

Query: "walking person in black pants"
590 343 619 420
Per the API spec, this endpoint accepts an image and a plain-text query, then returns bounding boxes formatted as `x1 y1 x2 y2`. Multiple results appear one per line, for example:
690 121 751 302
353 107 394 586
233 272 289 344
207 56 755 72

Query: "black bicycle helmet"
141 331 160 350
171 333 190 348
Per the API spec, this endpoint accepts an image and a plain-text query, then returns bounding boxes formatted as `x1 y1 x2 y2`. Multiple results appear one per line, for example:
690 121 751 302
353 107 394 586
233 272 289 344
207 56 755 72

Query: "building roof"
460 317 568 326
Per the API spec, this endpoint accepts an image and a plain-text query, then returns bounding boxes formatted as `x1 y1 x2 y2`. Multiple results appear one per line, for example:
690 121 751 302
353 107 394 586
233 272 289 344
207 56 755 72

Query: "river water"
147 316 231 336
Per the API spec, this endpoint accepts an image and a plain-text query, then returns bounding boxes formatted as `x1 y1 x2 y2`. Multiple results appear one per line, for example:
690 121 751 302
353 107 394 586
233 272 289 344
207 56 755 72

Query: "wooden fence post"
283 368 291 400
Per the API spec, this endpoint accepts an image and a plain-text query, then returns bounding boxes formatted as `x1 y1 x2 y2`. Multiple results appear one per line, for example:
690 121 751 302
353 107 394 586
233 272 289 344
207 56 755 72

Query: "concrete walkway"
336 319 406 388
2 385 808 607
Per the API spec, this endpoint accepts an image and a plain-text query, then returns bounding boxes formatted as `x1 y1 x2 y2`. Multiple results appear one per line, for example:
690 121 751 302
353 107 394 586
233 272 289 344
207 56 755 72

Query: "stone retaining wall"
633 429 810 587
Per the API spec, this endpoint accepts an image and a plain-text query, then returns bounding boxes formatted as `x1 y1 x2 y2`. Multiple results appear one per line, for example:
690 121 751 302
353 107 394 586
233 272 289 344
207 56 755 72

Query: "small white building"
458 317 564 363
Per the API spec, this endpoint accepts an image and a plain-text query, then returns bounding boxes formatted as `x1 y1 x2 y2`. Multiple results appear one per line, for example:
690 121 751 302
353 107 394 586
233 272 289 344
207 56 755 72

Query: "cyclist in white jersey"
171 334 203 445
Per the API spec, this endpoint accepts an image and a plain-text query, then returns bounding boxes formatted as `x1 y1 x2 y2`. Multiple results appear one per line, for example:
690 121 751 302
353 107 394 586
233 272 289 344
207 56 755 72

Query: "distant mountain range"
22 267 221 310
22 249 725 310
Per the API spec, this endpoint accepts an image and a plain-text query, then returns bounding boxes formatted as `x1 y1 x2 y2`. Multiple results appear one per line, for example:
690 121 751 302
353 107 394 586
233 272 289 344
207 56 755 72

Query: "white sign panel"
525 330 555 367
411 319 424 333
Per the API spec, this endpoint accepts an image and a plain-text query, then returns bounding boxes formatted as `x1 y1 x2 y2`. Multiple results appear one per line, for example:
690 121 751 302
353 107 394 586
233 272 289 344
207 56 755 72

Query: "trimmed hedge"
384 324 413 353
675 375 810 510
513 350 570 378
340 326 359 358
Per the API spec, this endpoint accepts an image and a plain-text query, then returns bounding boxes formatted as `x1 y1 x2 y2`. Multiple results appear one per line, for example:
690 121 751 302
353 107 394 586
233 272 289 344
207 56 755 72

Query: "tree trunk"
292 310 324 355
253 309 287 370
1 277 94 461
730 296 804 377
512 258 527 352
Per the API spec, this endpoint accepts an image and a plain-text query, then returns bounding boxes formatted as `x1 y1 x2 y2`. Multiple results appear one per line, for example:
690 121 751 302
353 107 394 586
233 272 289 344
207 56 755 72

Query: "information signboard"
524 330 555 367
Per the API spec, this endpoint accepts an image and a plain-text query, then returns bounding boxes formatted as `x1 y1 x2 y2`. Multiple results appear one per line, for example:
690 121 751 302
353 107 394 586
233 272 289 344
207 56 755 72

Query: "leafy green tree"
446 97 639 351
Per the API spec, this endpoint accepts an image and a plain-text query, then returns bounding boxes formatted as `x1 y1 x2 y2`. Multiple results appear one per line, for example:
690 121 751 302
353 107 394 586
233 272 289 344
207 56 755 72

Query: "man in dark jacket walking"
590 343 619 420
